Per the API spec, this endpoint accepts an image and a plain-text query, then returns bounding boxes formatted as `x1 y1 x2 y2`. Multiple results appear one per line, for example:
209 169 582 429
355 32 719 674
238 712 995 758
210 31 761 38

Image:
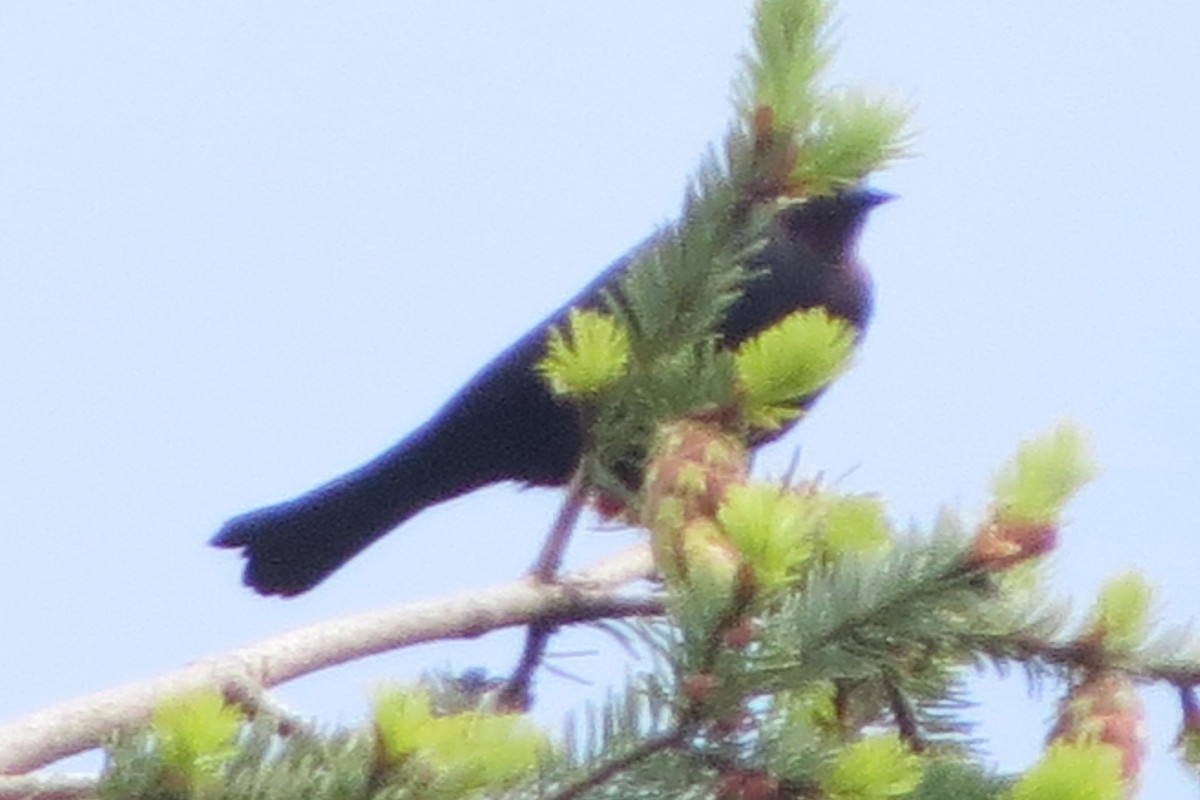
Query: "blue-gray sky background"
3 2 1198 794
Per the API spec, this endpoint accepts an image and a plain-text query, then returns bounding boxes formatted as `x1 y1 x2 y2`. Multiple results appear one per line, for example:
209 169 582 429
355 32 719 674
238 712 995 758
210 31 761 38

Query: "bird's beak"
862 189 897 208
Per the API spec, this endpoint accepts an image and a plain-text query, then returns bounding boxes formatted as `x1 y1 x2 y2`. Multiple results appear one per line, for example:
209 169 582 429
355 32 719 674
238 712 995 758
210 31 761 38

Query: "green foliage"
776 682 840 736
736 0 910 194
752 530 987 691
562 672 676 768
661 520 744 644
818 492 891 556
537 309 631 398
1006 743 1125 800
718 483 816 592
788 91 914 196
908 759 1009 800
1081 571 1153 652
104 687 553 800
737 0 831 128
112 689 242 797
579 176 750 498
102 716 377 800
372 687 548 799
608 194 748 362
735 308 856 431
821 734 924 800
991 422 1097 525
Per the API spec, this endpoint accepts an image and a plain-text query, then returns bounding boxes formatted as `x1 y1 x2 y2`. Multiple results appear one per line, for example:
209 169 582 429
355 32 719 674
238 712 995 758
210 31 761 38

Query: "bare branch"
0 774 97 800
0 545 658 775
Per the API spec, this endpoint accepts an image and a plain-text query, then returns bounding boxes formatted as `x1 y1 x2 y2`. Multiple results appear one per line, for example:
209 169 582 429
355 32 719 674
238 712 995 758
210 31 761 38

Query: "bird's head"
780 187 894 262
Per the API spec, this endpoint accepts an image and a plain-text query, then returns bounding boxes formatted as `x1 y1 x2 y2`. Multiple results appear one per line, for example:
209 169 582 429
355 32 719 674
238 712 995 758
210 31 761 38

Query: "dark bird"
212 188 891 596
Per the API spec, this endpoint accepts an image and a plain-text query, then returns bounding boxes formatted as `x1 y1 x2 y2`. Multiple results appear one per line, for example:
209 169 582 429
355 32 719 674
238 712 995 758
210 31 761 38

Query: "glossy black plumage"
212 189 890 595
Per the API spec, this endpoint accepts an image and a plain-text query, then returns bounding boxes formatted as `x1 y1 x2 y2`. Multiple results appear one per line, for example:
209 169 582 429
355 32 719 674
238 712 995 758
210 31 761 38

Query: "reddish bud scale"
1050 671 1145 787
723 618 757 650
683 672 719 705
717 769 780 800
590 489 630 522
642 421 750 531
712 709 752 737
966 518 1058 572
752 106 776 156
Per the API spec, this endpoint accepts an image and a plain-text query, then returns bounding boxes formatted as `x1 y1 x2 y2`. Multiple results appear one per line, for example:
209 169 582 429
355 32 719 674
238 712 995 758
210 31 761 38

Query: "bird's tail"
211 425 488 596
212 316 584 596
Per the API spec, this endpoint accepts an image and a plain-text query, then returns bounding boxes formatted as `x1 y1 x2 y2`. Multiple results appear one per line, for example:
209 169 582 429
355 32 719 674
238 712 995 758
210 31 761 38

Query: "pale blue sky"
2 2 1199 793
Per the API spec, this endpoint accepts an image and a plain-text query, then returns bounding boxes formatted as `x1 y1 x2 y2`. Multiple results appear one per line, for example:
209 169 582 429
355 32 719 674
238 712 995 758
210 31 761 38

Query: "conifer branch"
549 727 692 800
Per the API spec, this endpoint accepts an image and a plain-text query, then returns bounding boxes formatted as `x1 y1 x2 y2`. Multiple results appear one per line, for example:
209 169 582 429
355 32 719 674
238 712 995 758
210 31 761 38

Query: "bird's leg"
530 465 590 582
500 465 590 710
